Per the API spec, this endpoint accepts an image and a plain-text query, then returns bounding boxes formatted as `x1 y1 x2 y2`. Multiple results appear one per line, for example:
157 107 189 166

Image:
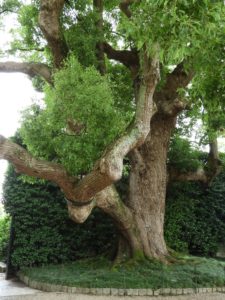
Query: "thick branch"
103 42 139 75
69 55 159 201
38 0 69 68
168 167 208 184
96 185 142 253
0 61 52 84
169 139 222 185
0 54 159 205
0 135 77 199
155 62 194 116
119 0 139 18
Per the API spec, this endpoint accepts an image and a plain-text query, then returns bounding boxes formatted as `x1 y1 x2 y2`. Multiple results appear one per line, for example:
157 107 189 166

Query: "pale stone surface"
95 288 102 295
131 289 139 296
146 289 153 296
118 289 125 296
2 273 225 300
0 262 6 273
110 288 118 296
102 288 110 295
2 293 225 300
153 289 160 295
176 288 183 295
0 273 42 297
161 288 171 295
138 289 147 296
126 289 133 296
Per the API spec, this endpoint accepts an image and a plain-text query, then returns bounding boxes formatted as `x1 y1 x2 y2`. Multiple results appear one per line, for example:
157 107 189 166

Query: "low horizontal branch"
0 61 52 84
168 139 222 186
168 167 208 184
0 135 77 199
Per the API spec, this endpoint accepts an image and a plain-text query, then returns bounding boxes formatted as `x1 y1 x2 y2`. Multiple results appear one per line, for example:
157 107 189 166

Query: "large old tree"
0 0 224 262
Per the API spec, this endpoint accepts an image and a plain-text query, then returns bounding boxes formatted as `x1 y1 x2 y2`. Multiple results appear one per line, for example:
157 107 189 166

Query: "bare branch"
0 135 78 199
119 0 140 18
0 9 15 14
0 61 52 84
168 139 222 185
103 42 139 75
11 47 45 52
38 0 69 68
168 167 208 184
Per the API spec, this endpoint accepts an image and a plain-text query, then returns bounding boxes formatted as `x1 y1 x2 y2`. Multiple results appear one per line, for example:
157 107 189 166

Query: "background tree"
0 0 224 262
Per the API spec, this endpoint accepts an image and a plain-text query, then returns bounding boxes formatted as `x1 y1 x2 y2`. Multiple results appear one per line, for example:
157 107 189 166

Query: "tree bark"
38 0 69 68
127 113 176 261
0 62 52 84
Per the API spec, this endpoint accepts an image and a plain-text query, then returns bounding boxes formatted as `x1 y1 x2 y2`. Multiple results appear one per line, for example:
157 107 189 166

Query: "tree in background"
0 0 224 262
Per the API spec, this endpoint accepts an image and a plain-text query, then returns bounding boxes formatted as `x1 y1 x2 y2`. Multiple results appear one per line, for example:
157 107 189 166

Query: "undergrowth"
20 255 225 289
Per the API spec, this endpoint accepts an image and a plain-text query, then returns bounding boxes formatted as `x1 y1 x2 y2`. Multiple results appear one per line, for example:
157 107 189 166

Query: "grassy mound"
20 256 225 290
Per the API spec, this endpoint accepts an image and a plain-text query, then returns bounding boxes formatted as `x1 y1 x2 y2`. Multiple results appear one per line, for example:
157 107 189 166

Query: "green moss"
133 250 145 261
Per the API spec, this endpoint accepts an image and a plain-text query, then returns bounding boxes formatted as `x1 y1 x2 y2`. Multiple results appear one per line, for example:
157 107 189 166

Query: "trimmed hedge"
165 171 225 256
3 166 117 268
0 215 10 261
2 165 225 268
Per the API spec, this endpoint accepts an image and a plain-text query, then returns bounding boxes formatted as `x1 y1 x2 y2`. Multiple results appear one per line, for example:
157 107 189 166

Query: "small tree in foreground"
0 0 224 262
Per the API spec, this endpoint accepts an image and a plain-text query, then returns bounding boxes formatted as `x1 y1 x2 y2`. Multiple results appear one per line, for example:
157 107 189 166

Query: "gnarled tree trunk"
110 114 177 262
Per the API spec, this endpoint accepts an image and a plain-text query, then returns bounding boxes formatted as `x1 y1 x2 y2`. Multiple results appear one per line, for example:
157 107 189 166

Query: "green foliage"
0 215 10 261
9 3 44 57
20 56 130 175
20 256 225 289
3 165 117 268
165 171 225 256
120 0 224 64
130 0 224 64
189 38 225 138
64 10 98 68
0 0 19 14
108 63 134 119
168 135 202 172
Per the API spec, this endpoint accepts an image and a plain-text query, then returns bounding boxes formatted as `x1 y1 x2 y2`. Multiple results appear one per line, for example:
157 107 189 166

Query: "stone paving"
1 272 225 299
0 273 42 298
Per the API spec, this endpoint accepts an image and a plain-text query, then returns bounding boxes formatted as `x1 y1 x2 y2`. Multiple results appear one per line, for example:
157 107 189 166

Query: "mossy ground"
20 255 225 290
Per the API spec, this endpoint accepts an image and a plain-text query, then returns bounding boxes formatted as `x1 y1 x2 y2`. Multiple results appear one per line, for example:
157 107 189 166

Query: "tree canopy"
0 0 224 262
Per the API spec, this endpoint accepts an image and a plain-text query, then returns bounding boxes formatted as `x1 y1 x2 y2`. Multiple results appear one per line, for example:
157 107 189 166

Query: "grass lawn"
20 255 225 290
